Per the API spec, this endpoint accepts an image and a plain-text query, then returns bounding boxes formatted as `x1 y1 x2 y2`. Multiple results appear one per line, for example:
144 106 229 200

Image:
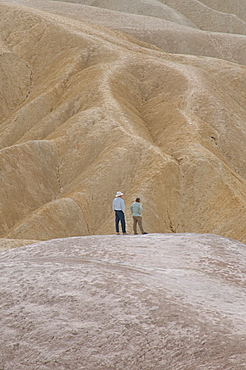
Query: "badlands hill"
1 233 246 369
1 0 246 242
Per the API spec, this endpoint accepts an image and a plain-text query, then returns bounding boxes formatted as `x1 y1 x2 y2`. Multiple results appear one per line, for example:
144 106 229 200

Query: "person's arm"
121 199 125 212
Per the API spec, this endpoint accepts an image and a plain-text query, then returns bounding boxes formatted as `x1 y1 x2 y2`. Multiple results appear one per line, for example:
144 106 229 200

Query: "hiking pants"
133 216 144 234
115 210 126 233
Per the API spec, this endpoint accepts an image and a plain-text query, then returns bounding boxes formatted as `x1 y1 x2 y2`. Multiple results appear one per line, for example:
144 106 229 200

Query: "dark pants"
115 210 126 233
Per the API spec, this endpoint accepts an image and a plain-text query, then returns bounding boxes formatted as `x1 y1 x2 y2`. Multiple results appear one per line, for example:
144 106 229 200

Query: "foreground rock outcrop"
0 233 246 369
1 0 246 242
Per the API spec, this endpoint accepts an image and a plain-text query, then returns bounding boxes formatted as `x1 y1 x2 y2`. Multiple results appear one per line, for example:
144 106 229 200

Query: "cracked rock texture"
1 0 246 242
0 233 246 369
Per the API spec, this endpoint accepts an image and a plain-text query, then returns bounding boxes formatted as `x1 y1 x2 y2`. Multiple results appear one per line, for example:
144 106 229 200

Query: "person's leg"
133 216 138 234
119 211 126 233
115 211 120 233
137 216 144 233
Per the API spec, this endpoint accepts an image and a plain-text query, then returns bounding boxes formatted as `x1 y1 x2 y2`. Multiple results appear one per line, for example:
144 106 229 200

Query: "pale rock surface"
47 0 246 34
156 0 246 34
0 0 246 243
48 0 198 28
3 0 246 66
0 233 246 369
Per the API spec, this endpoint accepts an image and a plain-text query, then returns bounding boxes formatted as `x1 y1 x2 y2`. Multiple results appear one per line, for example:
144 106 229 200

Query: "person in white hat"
112 191 127 235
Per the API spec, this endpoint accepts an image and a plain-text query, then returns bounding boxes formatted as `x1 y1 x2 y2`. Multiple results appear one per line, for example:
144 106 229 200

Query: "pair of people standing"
112 191 147 235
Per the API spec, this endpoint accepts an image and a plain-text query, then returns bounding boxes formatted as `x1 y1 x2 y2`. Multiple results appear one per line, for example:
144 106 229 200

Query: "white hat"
115 191 123 197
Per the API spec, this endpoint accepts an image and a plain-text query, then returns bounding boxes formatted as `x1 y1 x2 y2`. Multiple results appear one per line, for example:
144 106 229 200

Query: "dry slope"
0 0 246 241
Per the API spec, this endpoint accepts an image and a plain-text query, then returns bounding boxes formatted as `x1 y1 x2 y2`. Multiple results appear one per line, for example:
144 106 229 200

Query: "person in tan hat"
112 191 127 235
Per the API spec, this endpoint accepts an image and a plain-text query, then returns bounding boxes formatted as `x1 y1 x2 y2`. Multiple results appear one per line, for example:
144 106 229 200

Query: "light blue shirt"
112 197 125 212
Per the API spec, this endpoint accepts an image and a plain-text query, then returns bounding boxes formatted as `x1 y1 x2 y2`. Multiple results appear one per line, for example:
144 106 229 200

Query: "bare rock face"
1 1 246 242
0 233 246 369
